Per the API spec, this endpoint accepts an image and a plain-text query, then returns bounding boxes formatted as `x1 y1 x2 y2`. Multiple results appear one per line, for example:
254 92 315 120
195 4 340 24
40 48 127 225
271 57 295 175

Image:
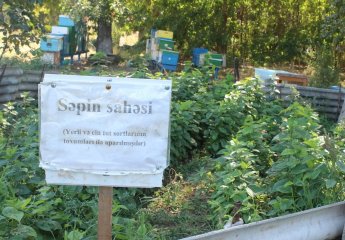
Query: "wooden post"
98 186 113 240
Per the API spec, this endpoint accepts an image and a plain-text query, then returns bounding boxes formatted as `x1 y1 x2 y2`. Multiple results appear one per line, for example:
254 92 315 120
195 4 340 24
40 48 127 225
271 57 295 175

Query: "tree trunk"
0 2 7 62
96 18 113 54
0 2 4 23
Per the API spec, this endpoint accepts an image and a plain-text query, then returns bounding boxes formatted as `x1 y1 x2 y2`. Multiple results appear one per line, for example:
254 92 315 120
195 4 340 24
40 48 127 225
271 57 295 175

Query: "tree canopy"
1 0 345 67
0 0 45 60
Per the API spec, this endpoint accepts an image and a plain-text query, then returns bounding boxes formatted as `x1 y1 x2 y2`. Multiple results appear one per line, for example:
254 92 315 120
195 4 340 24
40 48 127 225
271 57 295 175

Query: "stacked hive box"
192 48 225 68
55 15 76 56
40 35 64 64
205 53 224 67
192 48 226 79
192 48 208 67
40 15 87 64
146 29 179 71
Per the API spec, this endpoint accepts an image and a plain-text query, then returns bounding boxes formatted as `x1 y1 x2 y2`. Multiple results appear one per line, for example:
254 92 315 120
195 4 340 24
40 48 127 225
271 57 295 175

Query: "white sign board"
39 74 172 188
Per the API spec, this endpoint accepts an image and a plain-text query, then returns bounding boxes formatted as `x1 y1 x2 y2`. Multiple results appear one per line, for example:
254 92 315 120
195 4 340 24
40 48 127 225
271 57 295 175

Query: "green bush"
208 101 345 227
0 94 153 239
309 46 340 88
0 68 342 238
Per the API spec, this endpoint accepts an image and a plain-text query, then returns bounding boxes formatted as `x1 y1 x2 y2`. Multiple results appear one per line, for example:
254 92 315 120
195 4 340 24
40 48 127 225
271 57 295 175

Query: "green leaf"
36 219 62 231
281 148 295 156
279 198 294 211
17 184 32 196
272 179 292 194
270 160 289 172
230 169 242 178
2 207 24 222
65 230 84 240
304 138 319 148
137 224 148 236
211 143 219 152
19 197 32 209
248 184 265 194
245 187 255 198
0 160 9 167
31 203 52 215
303 170 321 180
16 225 37 238
240 161 250 169
219 127 227 134
336 160 345 173
325 179 336 189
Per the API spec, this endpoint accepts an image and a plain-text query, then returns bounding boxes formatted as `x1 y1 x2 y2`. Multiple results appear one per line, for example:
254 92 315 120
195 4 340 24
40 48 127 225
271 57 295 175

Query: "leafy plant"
171 67 213 102
170 100 201 165
267 103 330 216
0 0 45 61
88 51 111 66
209 101 345 227
0 94 154 239
309 46 340 88
200 79 266 155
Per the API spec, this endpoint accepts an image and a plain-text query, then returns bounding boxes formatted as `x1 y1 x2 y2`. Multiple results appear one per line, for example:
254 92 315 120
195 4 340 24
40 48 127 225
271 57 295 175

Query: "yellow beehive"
155 30 173 39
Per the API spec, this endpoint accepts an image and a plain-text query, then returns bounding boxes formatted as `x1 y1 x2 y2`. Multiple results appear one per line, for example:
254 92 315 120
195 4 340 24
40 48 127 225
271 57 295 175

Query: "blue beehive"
192 48 208 66
40 35 64 52
160 50 179 71
50 33 69 52
58 15 75 27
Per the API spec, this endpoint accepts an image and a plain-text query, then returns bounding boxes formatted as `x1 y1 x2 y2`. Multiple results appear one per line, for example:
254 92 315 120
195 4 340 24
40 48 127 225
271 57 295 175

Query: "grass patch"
144 168 214 239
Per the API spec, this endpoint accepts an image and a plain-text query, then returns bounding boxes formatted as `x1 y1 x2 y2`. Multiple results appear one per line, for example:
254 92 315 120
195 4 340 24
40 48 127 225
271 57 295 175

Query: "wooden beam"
98 186 113 240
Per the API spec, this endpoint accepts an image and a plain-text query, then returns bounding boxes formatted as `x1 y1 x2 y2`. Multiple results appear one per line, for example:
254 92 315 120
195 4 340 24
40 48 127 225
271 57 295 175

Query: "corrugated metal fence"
0 67 344 121
0 66 43 104
263 84 345 121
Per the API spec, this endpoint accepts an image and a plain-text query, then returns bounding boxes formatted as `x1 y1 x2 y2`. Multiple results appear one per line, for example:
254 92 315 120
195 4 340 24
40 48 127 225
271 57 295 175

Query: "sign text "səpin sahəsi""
57 98 153 115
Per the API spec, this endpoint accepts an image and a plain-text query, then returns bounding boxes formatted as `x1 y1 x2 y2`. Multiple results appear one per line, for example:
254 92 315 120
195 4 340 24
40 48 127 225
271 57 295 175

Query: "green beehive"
57 25 76 55
67 26 77 54
156 38 174 50
75 21 87 52
205 53 223 67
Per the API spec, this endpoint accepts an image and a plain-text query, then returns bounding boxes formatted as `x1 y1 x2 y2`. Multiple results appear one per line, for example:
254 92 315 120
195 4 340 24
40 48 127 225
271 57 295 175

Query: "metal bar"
337 84 342 117
0 64 7 85
39 64 46 83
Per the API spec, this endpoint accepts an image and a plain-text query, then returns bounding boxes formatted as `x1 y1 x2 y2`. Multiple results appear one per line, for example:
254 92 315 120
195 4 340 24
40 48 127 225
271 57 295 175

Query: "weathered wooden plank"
19 83 38 91
291 84 343 94
20 75 42 83
263 84 345 96
275 89 344 101
0 67 23 77
266 95 344 108
0 85 19 94
0 76 20 86
312 106 341 114
298 93 343 101
323 114 338 121
98 186 113 240
0 69 41 104
0 93 19 103
262 84 344 120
